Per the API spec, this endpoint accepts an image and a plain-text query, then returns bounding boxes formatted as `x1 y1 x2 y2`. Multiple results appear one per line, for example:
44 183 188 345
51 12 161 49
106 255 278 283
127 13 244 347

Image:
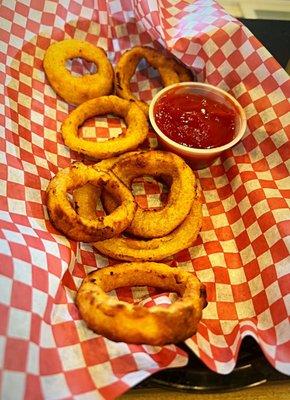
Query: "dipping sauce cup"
149 82 247 169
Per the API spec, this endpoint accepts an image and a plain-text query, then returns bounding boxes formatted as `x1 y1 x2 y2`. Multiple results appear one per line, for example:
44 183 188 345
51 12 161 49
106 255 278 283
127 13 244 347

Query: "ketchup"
154 91 236 149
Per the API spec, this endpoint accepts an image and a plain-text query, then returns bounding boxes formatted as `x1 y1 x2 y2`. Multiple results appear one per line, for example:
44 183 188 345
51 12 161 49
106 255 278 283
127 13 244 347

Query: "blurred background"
217 0 290 19
217 0 290 71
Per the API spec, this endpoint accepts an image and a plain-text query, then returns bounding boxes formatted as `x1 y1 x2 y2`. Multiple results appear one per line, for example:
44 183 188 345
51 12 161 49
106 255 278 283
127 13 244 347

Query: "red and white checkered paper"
1 0 290 398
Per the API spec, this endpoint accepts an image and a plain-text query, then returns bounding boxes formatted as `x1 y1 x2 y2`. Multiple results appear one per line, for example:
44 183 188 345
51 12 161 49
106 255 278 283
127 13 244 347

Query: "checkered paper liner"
0 0 290 398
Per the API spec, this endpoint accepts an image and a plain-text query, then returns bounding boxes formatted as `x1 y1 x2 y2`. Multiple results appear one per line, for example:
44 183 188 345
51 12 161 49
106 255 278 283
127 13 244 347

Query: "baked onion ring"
102 150 197 238
115 46 193 115
75 181 202 261
76 262 206 345
43 39 114 105
46 162 136 242
61 96 148 159
93 189 202 261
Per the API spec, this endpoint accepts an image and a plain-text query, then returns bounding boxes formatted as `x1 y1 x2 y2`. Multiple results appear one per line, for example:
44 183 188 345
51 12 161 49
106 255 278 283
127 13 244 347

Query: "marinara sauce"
154 91 236 149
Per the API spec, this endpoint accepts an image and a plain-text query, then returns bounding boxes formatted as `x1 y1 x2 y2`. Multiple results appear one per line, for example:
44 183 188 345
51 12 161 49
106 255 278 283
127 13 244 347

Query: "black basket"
136 337 289 392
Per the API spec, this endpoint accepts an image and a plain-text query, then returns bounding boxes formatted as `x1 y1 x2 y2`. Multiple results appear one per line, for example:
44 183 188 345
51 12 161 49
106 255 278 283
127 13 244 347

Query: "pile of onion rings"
76 262 207 345
43 41 205 345
43 40 193 160
73 150 202 261
74 149 198 236
46 150 202 260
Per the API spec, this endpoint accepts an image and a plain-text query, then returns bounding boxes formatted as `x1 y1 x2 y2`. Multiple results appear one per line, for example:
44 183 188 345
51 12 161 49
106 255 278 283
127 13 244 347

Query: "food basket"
0 0 289 399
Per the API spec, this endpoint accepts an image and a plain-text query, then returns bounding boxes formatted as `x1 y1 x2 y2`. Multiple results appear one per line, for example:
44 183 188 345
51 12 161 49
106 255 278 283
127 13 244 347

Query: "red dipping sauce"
154 91 236 149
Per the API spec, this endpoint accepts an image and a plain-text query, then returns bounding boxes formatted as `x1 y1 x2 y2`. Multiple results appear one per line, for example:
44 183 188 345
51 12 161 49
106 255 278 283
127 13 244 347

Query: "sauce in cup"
149 83 247 170
154 91 236 149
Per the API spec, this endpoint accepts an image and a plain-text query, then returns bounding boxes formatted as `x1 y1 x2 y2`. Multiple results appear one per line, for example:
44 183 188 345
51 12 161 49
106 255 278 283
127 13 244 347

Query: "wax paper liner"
0 0 290 399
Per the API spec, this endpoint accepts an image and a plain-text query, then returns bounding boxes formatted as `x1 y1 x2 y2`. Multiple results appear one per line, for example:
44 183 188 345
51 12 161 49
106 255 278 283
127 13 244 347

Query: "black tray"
135 337 289 392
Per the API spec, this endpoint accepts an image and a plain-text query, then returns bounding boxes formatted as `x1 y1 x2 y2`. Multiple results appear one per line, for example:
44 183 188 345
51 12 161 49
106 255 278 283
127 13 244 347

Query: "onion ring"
61 95 148 159
76 262 207 345
43 39 114 105
46 162 136 242
75 181 202 261
93 189 202 261
115 46 193 115
101 150 197 238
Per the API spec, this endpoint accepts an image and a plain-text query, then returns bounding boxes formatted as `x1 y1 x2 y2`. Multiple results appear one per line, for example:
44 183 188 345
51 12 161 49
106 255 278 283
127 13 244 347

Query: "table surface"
121 381 290 400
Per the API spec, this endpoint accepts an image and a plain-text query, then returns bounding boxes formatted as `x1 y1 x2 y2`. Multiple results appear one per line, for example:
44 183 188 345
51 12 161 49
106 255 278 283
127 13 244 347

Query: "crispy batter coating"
92 187 202 261
46 162 136 242
43 39 114 105
76 262 207 345
61 96 148 159
73 150 196 238
102 151 197 238
115 46 193 115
